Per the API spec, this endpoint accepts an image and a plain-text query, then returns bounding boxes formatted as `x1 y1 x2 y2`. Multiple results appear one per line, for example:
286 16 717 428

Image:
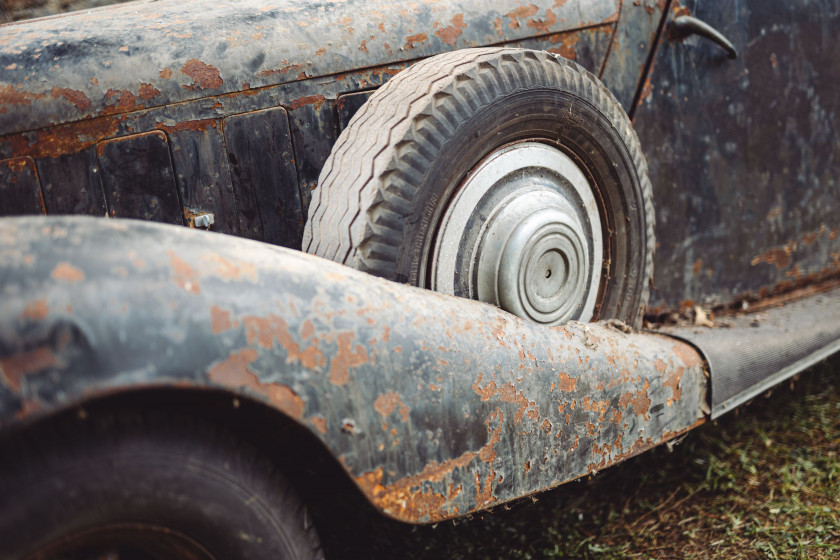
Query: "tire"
0 411 324 560
304 47 654 327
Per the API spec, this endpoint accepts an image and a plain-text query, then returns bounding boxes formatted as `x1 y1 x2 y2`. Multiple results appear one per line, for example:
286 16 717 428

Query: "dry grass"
362 355 839 559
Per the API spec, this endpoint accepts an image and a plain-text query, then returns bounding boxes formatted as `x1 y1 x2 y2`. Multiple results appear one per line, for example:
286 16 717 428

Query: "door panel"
223 107 303 248
97 131 184 225
0 157 45 216
634 0 840 312
37 149 107 216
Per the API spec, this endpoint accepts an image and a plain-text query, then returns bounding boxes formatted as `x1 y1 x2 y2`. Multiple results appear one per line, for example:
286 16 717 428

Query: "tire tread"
304 48 654 325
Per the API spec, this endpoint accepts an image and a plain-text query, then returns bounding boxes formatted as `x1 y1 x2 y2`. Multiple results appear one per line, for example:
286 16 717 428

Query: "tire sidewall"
0 416 318 560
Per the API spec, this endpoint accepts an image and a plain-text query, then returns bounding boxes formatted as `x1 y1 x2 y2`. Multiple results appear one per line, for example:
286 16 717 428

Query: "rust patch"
166 250 200 294
617 379 651 418
672 341 704 369
548 31 579 60
493 17 503 35
435 14 467 46
506 5 539 29
404 33 428 49
160 68 173 80
751 247 791 270
103 88 139 114
0 85 45 107
289 94 326 111
138 83 161 100
357 450 475 522
200 253 257 281
673 3 691 17
329 332 368 386
301 320 315 341
208 348 303 418
714 275 840 317
374 390 410 423
662 360 683 406
5 115 121 160
51 262 84 282
472 372 496 401
556 371 576 392
0 346 60 391
6 158 30 173
243 314 325 370
50 87 91 110
541 418 552 433
20 299 48 321
472 374 538 423
527 8 557 33
474 471 496 508
478 409 503 463
499 383 538 424
58 118 119 159
181 59 223 90
270 384 305 419
154 119 218 134
310 415 327 434
654 358 667 374
259 64 303 78
210 306 233 334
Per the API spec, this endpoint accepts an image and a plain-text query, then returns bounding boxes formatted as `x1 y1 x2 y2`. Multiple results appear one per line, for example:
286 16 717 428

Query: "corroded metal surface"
0 0 626 250
600 0 669 112
634 0 840 312
0 216 707 523
0 0 619 135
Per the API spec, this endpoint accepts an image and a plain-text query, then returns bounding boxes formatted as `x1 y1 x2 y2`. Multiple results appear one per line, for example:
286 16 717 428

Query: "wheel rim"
430 142 603 325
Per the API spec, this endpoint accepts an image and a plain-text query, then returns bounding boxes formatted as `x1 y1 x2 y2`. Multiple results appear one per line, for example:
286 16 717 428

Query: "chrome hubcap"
431 142 602 325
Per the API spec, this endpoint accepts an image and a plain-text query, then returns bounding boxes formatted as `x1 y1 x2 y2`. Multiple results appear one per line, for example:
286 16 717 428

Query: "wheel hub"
431 142 602 325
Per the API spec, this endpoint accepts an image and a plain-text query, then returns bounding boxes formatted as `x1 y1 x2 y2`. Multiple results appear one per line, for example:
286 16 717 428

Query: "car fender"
0 216 708 523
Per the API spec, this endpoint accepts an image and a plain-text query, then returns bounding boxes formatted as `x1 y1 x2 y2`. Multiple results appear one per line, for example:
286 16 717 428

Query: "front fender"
0 216 707 523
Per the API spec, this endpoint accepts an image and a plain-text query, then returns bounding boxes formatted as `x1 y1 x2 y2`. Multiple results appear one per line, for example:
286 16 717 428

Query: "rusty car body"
0 0 838 556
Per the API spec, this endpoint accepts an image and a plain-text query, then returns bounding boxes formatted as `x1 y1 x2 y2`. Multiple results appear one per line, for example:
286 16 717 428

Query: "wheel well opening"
1 387 403 558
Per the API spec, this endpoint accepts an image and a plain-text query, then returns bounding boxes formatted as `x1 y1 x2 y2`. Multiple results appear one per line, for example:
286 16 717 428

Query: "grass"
357 355 840 559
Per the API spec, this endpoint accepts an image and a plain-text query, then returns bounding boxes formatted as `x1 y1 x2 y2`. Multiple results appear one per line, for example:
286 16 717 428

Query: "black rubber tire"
0 411 324 560
304 47 654 327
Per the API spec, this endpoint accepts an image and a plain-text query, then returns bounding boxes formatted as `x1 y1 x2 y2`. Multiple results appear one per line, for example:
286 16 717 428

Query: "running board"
660 286 840 418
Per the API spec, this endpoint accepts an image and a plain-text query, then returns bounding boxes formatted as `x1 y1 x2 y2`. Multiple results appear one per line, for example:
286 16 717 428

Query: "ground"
356 355 839 559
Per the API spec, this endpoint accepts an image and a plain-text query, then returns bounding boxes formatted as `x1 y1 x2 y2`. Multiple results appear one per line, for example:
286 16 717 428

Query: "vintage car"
0 0 838 557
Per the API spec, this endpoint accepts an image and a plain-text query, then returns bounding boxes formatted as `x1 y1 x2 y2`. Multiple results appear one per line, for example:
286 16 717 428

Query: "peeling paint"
50 87 91 110
181 59 223 90
51 262 84 282
435 14 467 46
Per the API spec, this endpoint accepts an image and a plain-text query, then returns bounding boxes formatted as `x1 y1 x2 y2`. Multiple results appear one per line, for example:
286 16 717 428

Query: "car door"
633 0 840 313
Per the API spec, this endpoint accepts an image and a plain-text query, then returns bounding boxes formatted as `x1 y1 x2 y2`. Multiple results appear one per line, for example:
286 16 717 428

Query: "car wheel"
0 411 324 560
304 47 654 327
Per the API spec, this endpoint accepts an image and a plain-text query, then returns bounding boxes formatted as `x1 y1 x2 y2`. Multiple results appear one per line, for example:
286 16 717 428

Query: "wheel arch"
0 384 381 559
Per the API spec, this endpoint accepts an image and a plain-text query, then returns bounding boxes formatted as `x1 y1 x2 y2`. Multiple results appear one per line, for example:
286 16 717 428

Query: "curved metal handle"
673 15 738 59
